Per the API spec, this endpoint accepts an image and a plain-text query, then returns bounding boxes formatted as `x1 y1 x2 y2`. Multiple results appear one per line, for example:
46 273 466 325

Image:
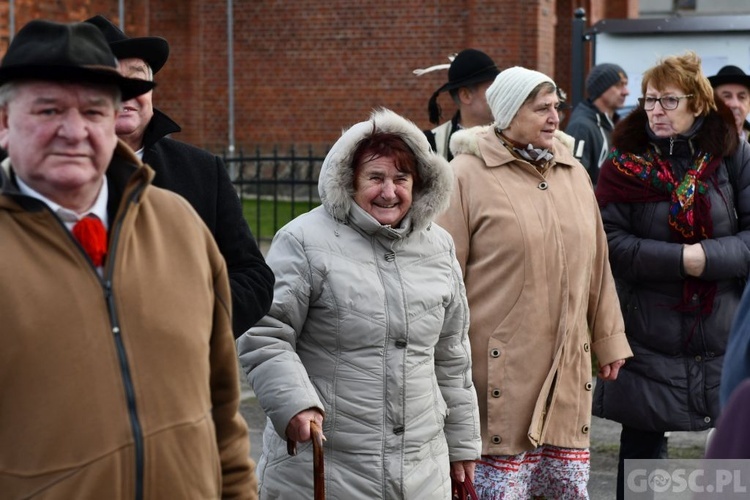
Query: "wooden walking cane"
310 420 325 500
286 420 325 500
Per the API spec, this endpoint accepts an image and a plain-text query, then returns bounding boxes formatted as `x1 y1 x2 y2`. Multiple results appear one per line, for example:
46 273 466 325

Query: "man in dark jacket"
421 48 499 161
86 15 274 338
565 63 629 185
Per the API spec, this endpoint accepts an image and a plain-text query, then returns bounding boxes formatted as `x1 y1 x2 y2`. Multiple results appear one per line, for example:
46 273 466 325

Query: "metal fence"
223 145 328 245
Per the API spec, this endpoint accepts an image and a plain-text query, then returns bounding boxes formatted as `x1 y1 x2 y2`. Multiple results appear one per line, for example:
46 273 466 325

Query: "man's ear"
0 107 9 150
457 86 474 105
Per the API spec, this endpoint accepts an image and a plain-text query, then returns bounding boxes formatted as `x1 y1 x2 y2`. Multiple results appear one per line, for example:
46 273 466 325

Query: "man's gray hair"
0 80 122 108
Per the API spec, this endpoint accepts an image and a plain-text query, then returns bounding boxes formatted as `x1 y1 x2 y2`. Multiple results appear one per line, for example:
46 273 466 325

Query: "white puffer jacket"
237 108 480 499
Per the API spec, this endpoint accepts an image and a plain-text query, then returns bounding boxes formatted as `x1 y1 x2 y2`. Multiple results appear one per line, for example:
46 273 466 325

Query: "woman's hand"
450 460 476 483
285 408 325 443
598 359 626 381
683 243 706 277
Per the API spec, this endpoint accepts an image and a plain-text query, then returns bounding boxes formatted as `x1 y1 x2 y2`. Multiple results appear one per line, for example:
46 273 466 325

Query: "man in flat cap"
423 48 499 161
85 15 273 339
0 19 256 499
709 65 750 142
565 63 629 186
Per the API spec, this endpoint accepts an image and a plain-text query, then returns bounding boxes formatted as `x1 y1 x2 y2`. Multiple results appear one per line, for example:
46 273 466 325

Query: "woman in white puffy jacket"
237 108 481 499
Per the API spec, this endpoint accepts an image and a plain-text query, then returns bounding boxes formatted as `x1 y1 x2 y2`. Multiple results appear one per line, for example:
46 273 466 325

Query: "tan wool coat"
436 126 632 456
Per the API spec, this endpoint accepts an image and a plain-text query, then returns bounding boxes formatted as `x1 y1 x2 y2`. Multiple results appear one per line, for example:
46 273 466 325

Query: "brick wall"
0 0 637 152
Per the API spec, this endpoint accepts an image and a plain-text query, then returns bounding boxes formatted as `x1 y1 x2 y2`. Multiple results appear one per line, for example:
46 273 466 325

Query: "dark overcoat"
142 109 274 336
593 105 750 431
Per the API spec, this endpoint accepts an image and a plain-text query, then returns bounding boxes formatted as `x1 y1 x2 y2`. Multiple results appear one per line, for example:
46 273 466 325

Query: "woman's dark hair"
351 127 422 191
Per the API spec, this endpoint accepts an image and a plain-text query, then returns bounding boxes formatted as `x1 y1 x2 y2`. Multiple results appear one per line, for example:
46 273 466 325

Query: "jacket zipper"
103 277 145 500
103 184 148 500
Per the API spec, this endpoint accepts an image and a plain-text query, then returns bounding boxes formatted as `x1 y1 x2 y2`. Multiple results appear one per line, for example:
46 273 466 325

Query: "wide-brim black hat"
708 65 750 90
0 20 154 101
428 48 499 124
85 15 169 74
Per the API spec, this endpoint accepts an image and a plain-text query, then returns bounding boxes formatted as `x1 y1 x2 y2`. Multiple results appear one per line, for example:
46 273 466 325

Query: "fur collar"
611 101 738 157
318 108 453 233
449 125 577 161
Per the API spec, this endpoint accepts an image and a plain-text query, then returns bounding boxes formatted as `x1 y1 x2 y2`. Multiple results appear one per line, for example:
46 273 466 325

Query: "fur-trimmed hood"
319 108 453 233
611 101 738 157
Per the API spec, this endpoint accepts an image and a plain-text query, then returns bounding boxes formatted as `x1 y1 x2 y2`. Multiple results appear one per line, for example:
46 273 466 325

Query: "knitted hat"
486 66 555 130
427 48 499 124
586 63 626 100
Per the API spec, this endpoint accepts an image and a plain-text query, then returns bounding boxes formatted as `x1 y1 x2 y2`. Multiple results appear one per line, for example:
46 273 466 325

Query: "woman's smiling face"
353 155 414 227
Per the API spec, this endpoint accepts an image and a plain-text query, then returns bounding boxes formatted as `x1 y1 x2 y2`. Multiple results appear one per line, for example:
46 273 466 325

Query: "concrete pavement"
238 377 710 499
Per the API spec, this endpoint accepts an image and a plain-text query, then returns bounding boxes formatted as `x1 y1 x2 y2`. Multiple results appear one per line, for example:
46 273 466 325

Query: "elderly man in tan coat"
436 66 632 498
0 20 255 499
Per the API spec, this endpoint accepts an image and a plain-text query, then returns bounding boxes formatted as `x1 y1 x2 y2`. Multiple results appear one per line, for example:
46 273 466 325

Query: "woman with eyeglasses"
593 51 750 500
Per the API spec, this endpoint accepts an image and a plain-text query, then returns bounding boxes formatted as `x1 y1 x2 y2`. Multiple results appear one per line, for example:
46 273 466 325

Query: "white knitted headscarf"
486 66 556 130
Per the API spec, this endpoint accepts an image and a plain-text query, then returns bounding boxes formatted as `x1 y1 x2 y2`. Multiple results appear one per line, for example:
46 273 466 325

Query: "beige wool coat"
436 126 632 456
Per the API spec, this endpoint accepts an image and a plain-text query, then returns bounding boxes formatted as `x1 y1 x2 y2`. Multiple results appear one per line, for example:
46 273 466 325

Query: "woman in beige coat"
436 66 633 499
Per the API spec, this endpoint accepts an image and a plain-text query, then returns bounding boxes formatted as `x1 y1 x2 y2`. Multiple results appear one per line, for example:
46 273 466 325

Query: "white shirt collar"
16 175 109 231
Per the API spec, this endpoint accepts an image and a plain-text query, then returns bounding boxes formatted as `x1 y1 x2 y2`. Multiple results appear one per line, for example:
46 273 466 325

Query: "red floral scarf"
596 147 722 316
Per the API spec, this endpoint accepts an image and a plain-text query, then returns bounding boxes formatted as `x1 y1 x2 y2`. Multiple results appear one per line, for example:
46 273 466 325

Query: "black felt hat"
0 19 154 101
85 15 169 74
708 65 750 90
428 49 499 124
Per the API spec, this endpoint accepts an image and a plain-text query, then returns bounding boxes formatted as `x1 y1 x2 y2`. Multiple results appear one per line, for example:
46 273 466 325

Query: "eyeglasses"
639 95 693 111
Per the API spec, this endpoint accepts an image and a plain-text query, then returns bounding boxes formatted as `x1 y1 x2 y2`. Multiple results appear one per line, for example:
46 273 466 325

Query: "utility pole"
571 8 588 108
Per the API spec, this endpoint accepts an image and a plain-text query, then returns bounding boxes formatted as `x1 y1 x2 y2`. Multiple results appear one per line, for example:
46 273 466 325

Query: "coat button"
491 388 502 398
394 426 405 435
582 424 590 434
704 416 711 424
491 435 502 444
490 348 501 358
583 343 590 352
585 382 593 391
538 181 549 190
395 340 407 348
694 355 702 362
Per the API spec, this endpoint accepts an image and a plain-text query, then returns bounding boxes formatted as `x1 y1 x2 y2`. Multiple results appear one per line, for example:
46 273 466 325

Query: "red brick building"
0 0 637 153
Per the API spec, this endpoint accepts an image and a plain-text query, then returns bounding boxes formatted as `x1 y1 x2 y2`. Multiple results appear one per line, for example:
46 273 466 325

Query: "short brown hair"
641 51 716 116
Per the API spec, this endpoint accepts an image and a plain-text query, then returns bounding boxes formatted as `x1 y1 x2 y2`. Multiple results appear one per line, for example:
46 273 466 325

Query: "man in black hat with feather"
422 48 499 161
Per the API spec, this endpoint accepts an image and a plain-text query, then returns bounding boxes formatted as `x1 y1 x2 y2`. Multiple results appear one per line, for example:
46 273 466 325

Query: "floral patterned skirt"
473 445 590 499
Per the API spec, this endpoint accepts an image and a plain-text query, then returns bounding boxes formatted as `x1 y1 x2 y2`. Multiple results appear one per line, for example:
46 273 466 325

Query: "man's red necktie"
72 216 107 267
